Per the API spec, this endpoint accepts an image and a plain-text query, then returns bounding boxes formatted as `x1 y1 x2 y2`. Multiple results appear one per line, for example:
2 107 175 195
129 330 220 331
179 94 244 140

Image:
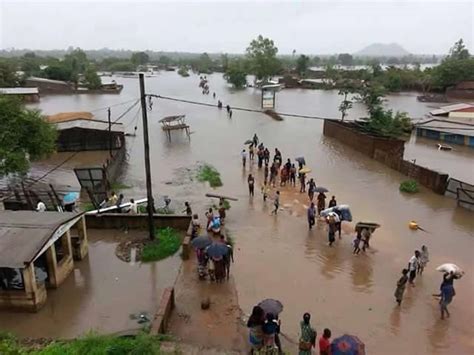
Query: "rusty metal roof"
0 211 83 268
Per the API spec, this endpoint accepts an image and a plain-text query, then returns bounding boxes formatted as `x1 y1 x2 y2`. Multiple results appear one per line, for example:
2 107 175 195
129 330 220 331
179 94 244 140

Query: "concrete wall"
150 287 175 335
324 120 448 194
85 213 192 231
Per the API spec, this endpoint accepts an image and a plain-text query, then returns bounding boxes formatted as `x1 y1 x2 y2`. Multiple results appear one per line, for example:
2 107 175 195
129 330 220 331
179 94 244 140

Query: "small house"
47 112 125 152
415 118 474 147
0 87 40 102
0 211 88 311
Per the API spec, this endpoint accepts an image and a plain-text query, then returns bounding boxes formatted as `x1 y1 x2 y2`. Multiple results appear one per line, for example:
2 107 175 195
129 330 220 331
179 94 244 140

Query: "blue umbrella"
205 243 229 259
63 192 79 204
191 235 212 249
331 334 365 355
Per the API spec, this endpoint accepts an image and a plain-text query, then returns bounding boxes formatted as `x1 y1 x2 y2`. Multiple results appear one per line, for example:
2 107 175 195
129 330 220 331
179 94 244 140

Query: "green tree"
448 39 470 60
0 97 57 176
131 51 150 66
43 63 74 82
246 35 280 81
158 55 172 66
197 52 213 73
362 107 412 138
83 65 101 89
64 48 89 74
0 60 19 87
338 84 355 121
108 61 135 72
338 53 353 66
224 60 247 88
356 84 386 116
296 54 310 77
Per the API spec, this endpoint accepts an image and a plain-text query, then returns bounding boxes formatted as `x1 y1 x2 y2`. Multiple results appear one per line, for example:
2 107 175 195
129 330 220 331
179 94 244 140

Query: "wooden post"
139 73 155 240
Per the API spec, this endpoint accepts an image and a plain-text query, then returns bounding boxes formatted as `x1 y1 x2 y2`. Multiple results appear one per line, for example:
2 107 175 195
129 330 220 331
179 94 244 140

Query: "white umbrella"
436 263 464 277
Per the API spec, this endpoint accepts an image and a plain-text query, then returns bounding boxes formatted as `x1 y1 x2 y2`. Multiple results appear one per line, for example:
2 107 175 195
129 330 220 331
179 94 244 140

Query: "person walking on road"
241 149 247 168
440 282 455 320
272 191 280 215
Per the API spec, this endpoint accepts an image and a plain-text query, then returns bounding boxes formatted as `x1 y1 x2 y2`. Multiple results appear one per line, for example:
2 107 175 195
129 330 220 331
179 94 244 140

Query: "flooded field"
10 72 474 353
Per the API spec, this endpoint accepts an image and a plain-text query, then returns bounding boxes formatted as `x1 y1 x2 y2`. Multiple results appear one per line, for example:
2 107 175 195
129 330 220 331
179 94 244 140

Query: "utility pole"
107 107 112 157
139 73 155 240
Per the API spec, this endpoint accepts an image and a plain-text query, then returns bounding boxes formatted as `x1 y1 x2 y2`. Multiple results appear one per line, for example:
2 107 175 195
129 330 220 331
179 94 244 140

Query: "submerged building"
0 211 88 311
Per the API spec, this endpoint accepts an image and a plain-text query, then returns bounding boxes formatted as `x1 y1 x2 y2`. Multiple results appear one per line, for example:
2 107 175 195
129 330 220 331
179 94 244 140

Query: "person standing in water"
272 191 280 215
290 164 297 187
408 250 421 285
440 282 455 320
300 173 306 193
328 195 337 208
253 133 259 147
316 192 326 216
248 174 255 196
394 268 409 306
319 328 332 355
264 163 269 185
327 216 336 246
307 203 316 230
298 313 316 355
307 178 316 201
241 149 247 167
418 245 429 275
249 145 254 161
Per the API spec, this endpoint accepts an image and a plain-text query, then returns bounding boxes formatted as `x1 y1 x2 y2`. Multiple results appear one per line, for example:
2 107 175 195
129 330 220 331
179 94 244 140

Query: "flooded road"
16 72 474 353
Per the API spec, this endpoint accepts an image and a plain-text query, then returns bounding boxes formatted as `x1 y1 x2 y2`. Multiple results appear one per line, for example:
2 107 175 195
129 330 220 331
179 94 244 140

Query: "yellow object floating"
409 221 418 230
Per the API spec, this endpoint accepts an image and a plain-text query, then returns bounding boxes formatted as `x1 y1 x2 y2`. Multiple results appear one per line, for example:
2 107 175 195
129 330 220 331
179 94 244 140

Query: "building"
415 118 474 147
0 211 88 311
25 76 75 94
447 81 474 99
0 87 40 102
429 103 474 119
47 112 125 152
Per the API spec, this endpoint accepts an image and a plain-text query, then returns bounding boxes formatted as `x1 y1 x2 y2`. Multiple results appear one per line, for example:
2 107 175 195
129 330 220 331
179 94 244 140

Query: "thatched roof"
47 112 93 123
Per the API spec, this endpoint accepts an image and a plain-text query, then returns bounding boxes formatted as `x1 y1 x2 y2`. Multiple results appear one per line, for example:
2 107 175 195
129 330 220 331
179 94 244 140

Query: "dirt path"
168 254 248 353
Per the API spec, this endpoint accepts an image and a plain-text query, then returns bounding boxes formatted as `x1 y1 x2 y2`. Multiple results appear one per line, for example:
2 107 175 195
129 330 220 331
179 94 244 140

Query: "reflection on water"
17 72 474 353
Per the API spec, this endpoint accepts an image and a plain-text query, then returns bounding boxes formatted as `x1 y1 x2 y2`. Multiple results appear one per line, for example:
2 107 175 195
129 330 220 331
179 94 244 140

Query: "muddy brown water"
2 72 472 353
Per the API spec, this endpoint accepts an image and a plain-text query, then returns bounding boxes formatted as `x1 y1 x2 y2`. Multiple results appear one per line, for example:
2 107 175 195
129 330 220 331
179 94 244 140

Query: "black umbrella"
295 157 306 165
206 243 229 259
244 139 253 145
191 235 212 249
258 298 284 315
314 186 329 193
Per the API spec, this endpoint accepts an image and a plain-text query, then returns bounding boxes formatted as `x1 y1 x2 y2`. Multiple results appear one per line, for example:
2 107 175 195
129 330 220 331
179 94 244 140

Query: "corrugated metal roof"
55 119 124 133
415 119 474 137
26 76 70 85
0 211 83 268
0 87 39 95
430 103 474 116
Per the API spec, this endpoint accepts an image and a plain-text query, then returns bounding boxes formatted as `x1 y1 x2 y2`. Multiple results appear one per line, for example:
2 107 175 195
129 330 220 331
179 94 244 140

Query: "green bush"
400 180 419 193
0 332 26 355
141 228 181 262
197 164 223 188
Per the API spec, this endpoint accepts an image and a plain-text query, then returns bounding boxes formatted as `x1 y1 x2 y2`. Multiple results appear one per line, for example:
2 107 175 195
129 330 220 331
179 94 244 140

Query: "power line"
111 99 141 124
147 94 336 121
89 97 140 114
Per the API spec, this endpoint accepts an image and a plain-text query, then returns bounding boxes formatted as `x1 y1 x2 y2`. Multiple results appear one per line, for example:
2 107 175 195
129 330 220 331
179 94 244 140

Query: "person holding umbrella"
247 306 265 353
317 192 327 216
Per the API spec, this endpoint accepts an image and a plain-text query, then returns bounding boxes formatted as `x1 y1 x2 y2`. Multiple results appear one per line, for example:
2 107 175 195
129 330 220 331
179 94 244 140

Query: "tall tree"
0 97 57 177
131 51 150 66
448 39 470 60
0 60 19 87
83 65 102 89
224 60 247 88
246 35 280 81
197 52 213 73
338 53 353 66
296 54 310 77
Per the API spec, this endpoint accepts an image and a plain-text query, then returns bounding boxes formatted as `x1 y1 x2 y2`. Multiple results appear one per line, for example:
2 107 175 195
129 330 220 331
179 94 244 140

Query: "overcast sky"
0 0 472 54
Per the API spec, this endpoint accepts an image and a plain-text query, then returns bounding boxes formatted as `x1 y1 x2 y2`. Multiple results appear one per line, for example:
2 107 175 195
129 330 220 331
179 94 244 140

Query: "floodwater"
0 230 181 338
9 72 474 353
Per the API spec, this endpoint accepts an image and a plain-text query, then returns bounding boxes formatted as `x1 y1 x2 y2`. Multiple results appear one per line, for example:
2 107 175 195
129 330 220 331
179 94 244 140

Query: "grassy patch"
141 228 181 262
400 179 419 193
197 164 223 188
81 202 96 212
38 332 161 355
0 332 162 354
110 182 131 191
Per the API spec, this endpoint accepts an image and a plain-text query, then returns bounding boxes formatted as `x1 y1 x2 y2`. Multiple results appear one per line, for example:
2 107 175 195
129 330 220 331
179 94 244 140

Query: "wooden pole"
139 73 155 240
108 107 112 157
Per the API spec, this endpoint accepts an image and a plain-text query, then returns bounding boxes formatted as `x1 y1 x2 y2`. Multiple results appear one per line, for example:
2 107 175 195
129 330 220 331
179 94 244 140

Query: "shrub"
400 180 419 193
141 228 181 262
197 164 223 188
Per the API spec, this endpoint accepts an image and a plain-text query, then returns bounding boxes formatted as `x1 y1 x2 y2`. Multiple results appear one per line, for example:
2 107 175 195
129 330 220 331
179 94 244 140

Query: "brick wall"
324 120 448 194
150 287 175 334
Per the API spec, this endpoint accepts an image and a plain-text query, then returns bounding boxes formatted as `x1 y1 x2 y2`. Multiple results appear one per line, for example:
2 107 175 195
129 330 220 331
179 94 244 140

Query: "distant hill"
354 43 411 57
